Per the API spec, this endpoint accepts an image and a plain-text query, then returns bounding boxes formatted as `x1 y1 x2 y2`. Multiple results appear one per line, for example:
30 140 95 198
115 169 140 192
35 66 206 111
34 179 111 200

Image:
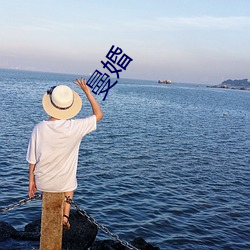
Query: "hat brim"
42 90 82 120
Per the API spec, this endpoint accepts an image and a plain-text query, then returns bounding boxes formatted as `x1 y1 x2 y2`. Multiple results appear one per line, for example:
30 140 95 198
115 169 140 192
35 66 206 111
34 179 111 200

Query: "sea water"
0 69 249 249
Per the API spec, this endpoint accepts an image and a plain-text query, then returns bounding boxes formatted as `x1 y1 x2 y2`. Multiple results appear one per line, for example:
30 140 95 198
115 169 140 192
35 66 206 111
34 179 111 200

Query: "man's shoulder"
72 115 96 123
71 115 97 134
32 121 47 131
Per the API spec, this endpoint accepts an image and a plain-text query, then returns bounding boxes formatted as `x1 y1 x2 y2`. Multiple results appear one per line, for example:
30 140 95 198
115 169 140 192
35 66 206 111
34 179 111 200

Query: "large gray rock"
8 211 98 249
131 237 160 250
0 215 160 249
90 237 160 250
90 239 125 249
0 222 17 242
13 219 41 241
62 211 98 249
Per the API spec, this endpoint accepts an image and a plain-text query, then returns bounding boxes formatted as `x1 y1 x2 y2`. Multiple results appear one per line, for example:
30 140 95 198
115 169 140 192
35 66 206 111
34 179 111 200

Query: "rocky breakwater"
0 211 160 249
207 79 250 90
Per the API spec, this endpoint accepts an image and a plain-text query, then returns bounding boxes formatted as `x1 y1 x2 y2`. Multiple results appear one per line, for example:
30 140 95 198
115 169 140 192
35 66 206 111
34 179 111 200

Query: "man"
26 78 103 229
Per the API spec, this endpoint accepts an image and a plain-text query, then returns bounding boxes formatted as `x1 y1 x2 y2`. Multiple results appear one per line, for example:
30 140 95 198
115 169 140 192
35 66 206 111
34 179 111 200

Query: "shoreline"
207 85 250 91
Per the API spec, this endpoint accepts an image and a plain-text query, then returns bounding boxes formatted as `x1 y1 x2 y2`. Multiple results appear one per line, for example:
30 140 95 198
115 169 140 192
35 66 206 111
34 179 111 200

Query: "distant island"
158 80 172 84
207 79 250 90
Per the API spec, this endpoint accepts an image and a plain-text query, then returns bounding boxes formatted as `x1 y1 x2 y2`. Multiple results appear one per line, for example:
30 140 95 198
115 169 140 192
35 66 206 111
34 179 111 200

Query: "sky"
0 0 250 84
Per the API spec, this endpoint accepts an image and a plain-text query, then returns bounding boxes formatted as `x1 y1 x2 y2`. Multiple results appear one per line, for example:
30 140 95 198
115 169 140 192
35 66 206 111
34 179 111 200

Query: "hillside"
208 79 250 90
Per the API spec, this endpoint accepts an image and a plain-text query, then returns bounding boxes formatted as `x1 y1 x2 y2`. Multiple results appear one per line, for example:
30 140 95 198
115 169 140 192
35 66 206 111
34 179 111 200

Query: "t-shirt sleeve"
75 115 97 138
26 127 37 164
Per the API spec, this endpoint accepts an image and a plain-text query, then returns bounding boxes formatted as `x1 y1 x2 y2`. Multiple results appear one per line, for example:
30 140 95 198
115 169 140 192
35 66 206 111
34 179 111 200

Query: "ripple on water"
0 71 250 249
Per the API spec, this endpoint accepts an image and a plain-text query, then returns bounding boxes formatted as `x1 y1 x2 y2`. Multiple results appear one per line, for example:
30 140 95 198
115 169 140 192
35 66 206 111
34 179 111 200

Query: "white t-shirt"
26 115 96 192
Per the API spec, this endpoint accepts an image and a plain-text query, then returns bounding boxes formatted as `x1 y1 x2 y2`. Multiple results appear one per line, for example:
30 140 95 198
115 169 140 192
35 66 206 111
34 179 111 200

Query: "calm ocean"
0 69 249 249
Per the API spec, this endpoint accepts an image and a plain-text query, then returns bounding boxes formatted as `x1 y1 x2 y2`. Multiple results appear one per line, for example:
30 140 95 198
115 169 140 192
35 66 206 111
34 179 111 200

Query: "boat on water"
158 80 172 84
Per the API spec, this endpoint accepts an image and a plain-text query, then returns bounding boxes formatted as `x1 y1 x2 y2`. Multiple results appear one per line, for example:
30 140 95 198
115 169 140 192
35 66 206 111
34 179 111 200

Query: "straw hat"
42 85 82 120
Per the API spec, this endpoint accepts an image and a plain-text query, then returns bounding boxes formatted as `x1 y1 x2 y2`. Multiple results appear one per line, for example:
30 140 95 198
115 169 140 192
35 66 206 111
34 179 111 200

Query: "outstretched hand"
74 78 90 95
74 77 103 122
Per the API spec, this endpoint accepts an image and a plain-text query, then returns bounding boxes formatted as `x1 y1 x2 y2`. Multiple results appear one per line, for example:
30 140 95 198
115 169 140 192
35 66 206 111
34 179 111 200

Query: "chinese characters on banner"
87 45 133 101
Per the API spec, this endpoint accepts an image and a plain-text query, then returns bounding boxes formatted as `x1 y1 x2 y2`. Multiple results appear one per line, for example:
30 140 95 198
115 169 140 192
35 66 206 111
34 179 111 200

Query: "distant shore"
207 79 250 91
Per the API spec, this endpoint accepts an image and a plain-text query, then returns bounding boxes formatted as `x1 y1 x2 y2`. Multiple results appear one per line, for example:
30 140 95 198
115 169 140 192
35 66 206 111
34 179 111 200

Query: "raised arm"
74 78 103 122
